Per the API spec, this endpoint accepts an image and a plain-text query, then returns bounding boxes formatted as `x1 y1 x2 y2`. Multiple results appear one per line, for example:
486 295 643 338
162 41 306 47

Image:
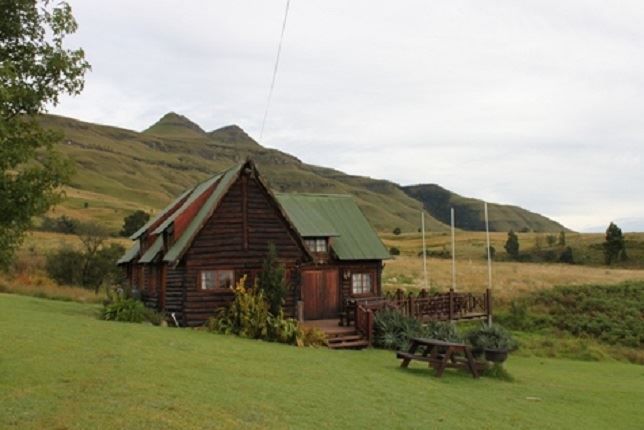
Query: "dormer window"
304 238 327 253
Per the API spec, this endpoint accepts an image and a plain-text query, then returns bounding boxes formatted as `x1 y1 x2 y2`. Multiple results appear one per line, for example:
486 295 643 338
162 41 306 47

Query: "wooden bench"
396 337 486 379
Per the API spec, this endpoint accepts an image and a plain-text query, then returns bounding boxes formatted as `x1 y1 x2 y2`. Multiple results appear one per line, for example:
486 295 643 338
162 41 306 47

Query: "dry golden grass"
20 230 131 253
383 256 644 299
0 272 103 303
1 231 130 303
382 230 644 298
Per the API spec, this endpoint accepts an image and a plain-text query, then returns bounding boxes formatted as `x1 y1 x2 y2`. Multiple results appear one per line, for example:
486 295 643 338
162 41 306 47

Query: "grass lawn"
1 294 642 430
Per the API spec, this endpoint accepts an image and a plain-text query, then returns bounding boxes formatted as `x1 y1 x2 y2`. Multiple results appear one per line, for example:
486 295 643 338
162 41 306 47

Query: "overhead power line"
259 0 291 140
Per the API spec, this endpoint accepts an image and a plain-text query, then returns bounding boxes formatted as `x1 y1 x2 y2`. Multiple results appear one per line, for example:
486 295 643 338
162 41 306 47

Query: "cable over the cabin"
259 0 291 140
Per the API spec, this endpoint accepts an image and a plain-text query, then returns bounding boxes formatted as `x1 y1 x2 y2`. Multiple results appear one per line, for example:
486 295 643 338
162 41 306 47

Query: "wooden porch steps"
325 333 369 350
300 319 369 350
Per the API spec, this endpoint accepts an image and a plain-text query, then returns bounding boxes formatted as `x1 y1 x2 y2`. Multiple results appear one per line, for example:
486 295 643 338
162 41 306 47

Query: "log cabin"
117 160 391 327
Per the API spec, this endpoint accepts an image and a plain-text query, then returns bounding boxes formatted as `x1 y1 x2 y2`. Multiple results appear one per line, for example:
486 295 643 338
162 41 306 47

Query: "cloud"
53 0 644 231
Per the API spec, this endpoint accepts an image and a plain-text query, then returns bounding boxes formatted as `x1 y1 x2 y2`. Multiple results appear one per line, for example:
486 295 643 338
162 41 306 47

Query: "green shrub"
258 243 289 316
373 310 461 350
45 246 84 285
267 309 300 344
389 247 400 256
425 321 462 343
496 301 552 331
297 327 327 347
208 276 301 345
465 324 518 351
209 276 270 338
100 290 163 324
120 210 150 237
417 248 451 259
40 215 80 234
501 282 644 348
505 230 520 260
559 246 574 264
374 308 423 351
45 242 125 291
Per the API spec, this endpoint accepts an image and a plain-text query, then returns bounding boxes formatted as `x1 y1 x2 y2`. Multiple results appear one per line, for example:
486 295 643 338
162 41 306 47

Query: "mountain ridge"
402 183 568 233
40 112 568 233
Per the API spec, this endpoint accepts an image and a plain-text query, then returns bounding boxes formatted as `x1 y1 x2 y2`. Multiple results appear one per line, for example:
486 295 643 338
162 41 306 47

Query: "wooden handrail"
355 289 492 343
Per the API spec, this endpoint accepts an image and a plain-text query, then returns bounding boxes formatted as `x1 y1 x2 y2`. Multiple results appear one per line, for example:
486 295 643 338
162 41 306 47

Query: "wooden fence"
354 289 492 345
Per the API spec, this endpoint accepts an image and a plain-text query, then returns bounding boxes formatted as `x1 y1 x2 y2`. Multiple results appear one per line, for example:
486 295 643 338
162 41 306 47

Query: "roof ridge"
276 192 353 198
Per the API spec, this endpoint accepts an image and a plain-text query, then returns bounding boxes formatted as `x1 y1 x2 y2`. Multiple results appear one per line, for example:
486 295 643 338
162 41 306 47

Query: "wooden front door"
301 269 340 320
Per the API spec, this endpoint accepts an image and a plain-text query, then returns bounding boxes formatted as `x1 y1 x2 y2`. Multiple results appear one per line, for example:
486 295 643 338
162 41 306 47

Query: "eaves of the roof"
117 241 140 265
139 235 163 264
163 163 244 265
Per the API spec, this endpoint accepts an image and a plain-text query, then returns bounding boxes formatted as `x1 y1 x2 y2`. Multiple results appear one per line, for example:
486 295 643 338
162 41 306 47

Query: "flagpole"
421 211 428 290
485 202 493 326
450 207 456 292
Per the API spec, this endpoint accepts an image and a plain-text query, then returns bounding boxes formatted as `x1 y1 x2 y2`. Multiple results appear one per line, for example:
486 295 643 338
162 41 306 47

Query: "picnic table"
396 337 485 379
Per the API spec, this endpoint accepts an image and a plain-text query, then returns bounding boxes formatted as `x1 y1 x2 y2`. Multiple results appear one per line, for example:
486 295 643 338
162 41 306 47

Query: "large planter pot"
484 349 508 363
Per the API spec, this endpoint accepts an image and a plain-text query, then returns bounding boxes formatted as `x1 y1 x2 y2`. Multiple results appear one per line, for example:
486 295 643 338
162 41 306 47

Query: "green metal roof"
274 194 338 237
276 193 391 260
139 235 163 264
129 188 192 240
163 163 243 265
117 241 140 265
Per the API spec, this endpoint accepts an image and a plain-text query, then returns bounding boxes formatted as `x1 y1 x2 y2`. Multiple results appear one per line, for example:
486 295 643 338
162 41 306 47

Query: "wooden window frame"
351 272 373 296
304 238 327 254
200 269 235 290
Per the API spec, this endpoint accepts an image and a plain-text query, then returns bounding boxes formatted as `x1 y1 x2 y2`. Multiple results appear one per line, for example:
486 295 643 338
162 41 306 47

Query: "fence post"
367 309 373 346
408 293 415 318
448 289 454 321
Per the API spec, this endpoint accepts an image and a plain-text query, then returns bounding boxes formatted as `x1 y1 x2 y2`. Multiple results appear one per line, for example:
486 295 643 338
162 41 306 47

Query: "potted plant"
466 324 517 363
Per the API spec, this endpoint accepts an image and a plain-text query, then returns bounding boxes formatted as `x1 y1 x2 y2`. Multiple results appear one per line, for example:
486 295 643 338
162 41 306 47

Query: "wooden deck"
300 319 353 336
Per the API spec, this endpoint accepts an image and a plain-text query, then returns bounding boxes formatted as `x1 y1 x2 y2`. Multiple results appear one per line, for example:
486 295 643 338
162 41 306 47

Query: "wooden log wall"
336 261 383 309
180 171 307 326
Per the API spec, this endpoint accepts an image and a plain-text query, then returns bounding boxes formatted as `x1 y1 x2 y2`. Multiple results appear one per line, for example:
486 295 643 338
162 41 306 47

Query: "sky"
52 0 644 232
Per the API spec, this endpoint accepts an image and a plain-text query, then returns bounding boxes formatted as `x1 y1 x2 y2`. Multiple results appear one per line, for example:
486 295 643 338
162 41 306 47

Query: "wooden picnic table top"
408 337 468 348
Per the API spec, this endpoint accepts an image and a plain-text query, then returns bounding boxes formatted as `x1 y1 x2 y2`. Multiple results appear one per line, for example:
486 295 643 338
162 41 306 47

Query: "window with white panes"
304 238 327 253
351 273 372 295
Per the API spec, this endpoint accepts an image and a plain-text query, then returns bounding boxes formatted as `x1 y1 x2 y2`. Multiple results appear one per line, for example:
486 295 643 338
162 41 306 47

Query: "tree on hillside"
258 243 289 315
0 0 90 269
603 222 627 265
504 230 520 260
546 234 557 247
559 246 574 264
558 231 566 246
120 210 150 237
534 234 544 251
393 227 401 235
46 222 124 292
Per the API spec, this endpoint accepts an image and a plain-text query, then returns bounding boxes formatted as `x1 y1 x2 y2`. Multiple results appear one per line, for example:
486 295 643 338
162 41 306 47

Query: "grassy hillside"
403 184 568 232
39 113 566 234
41 114 446 233
1 294 642 430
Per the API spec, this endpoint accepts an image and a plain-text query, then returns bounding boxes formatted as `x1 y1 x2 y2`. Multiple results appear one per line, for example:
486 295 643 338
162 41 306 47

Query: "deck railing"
353 289 492 343
354 304 374 346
